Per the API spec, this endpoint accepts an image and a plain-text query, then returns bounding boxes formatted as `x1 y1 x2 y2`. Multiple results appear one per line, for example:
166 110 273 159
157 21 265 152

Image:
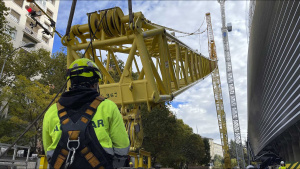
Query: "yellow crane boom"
206 12 231 168
58 7 217 168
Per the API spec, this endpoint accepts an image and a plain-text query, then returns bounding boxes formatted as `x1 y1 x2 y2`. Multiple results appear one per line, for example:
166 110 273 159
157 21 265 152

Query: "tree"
102 55 125 82
0 0 14 86
229 139 237 159
141 103 178 166
184 133 205 166
39 48 67 94
213 154 223 167
0 75 56 153
0 1 67 151
202 138 211 165
231 158 238 168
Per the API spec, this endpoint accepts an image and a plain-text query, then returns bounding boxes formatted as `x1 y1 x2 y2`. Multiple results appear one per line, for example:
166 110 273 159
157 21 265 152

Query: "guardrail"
0 143 39 169
8 14 19 23
27 14 40 23
23 26 42 42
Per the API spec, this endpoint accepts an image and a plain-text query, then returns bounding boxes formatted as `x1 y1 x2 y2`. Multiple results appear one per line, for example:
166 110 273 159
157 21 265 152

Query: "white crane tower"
218 0 246 168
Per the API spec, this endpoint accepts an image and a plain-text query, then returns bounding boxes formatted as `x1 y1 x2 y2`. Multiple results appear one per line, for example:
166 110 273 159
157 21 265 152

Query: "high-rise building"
4 0 60 53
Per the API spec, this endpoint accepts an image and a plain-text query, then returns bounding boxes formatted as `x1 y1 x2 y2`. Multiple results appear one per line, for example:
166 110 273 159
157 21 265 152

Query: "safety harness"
50 96 113 169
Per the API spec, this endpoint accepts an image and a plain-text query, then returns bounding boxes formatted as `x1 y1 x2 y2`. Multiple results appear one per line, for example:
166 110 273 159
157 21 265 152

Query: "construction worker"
279 161 286 169
43 58 130 169
129 162 133 168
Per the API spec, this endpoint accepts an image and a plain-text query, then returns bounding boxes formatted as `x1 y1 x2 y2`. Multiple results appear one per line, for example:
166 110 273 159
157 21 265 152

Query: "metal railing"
8 13 20 23
23 26 42 42
26 14 40 23
0 143 39 169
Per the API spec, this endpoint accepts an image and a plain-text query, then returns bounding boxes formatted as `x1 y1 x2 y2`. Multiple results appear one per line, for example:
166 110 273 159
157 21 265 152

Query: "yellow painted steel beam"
62 7 216 154
39 155 48 169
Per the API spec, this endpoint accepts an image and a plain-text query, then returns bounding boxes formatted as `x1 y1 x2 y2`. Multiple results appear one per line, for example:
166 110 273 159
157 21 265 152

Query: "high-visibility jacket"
279 166 286 169
42 99 130 161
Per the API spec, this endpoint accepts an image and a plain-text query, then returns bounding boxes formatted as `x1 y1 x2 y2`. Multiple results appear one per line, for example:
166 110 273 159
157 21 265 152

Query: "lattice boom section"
62 7 216 110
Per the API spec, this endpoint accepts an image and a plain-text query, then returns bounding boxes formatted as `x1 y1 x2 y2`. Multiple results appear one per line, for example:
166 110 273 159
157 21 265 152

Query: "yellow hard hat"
67 58 102 82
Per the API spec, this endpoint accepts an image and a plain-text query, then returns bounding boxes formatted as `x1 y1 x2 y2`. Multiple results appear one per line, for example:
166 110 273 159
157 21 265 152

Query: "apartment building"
4 0 60 53
207 138 224 160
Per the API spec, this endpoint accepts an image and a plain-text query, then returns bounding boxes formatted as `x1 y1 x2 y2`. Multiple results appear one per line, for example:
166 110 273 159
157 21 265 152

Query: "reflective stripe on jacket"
42 99 130 159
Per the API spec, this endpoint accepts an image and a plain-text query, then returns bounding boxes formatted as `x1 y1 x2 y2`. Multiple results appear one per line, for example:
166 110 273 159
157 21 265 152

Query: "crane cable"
82 10 107 59
65 0 77 37
176 16 207 37
148 16 207 37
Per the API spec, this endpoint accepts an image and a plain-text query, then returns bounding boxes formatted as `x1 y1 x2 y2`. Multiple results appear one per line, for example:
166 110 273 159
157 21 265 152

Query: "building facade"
208 138 224 160
4 0 60 53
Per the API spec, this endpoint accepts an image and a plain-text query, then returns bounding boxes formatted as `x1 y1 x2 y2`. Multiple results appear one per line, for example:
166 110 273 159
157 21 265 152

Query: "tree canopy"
141 103 210 168
0 2 67 151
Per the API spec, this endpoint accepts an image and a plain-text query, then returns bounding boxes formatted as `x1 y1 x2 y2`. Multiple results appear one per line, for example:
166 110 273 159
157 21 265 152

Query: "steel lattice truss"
206 13 231 169
62 7 216 152
219 0 246 168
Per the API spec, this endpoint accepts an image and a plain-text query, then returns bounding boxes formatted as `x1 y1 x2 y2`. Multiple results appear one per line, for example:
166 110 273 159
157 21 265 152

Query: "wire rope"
82 11 107 58
149 16 206 38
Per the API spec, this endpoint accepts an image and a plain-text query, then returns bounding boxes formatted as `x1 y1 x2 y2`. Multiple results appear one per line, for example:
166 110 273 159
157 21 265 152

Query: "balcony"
35 0 47 12
26 14 40 23
8 10 20 24
46 9 53 19
23 26 41 43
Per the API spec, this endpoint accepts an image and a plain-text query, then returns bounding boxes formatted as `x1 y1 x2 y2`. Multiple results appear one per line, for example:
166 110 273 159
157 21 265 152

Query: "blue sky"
52 0 250 145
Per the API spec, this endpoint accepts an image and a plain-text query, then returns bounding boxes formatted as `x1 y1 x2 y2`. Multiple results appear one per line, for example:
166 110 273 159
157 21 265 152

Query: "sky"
52 0 250 145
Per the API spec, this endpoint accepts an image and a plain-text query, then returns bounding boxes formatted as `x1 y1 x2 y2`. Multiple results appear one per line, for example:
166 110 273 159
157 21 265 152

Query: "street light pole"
0 42 36 81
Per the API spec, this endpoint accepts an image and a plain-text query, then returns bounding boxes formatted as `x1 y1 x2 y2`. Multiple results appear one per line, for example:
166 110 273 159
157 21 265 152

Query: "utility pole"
218 0 246 168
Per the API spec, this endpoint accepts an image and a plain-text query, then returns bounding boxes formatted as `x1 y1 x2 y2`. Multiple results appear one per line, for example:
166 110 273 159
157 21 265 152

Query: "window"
42 36 49 44
51 0 55 5
13 0 24 8
35 0 47 11
9 9 21 23
46 9 53 19
44 22 51 31
10 30 17 40
5 26 17 40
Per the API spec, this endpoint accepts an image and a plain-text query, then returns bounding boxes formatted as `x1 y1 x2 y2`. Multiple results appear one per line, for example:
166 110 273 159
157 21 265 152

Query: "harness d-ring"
65 137 80 168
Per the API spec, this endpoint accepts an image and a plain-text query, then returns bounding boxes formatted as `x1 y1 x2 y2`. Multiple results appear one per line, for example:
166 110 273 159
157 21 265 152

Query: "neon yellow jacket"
42 99 130 158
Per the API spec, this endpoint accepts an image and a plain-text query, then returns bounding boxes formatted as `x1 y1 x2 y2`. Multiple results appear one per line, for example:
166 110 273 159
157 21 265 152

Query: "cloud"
53 1 249 145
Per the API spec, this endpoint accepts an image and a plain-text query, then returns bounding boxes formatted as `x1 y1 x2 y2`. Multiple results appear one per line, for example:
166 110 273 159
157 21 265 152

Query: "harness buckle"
65 137 80 169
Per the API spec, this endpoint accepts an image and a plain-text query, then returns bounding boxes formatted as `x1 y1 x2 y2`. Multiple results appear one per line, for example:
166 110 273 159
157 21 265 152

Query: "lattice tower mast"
218 0 246 168
206 13 231 169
